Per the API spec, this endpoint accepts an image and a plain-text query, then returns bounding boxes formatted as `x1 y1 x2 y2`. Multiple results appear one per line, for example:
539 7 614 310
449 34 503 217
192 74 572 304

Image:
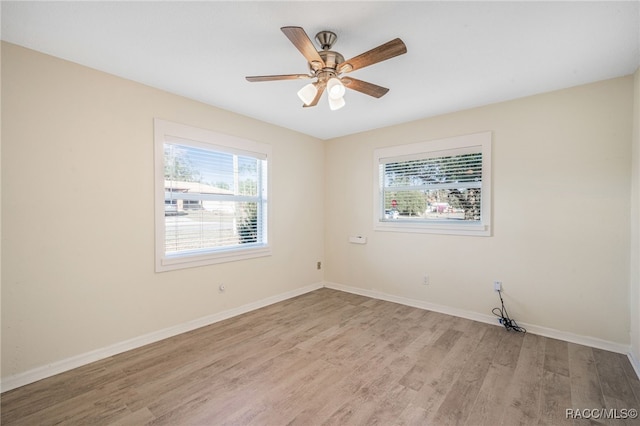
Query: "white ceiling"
2 1 639 140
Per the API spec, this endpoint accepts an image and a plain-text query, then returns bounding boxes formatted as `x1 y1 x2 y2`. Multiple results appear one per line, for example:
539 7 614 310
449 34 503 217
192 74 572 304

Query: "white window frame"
154 119 271 272
373 131 492 236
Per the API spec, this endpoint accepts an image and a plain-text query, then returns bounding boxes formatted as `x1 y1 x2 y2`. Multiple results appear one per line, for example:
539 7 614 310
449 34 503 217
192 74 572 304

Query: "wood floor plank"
322 353 415 425
399 327 463 391
1 288 638 426
544 337 570 377
496 331 547 425
410 320 489 422
431 325 502 425
401 312 453 361
593 348 639 409
0 361 114 423
126 336 296 416
108 407 156 426
466 330 524 425
362 383 416 425
396 402 431 426
538 337 573 425
539 370 573 425
492 330 526 368
246 356 352 425
8 385 130 426
183 353 334 425
467 363 515 426
288 345 412 424
569 343 607 410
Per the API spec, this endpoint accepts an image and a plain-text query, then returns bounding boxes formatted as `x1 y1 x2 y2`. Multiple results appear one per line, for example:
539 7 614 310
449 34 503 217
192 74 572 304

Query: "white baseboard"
323 281 632 356
628 350 640 379
0 282 324 393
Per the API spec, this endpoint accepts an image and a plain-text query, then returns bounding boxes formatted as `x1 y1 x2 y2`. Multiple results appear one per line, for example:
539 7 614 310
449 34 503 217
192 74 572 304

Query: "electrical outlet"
317 261 322 270
423 274 429 285
494 281 502 292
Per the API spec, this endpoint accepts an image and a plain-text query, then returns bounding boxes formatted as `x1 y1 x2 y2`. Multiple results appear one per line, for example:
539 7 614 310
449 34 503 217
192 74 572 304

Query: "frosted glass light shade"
327 78 346 100
328 95 346 111
297 83 318 105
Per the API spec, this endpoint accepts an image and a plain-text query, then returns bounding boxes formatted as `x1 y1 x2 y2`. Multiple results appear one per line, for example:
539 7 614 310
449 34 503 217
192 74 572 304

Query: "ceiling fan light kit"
327 77 346 99
246 26 407 110
297 83 318 105
328 95 346 111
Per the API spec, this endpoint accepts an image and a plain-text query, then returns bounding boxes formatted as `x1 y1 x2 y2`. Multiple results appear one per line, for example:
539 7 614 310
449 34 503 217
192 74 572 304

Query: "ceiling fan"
246 26 407 110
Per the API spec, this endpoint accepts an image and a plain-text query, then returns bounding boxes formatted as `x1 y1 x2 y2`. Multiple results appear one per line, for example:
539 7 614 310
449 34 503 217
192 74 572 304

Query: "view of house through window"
164 142 265 253
155 119 270 271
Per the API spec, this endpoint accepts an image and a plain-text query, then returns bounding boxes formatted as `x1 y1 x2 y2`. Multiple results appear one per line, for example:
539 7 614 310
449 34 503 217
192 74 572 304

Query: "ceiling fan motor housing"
310 50 345 81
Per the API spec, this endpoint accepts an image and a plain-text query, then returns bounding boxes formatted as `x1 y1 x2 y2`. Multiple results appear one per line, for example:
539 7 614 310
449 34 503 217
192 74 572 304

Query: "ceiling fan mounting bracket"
315 30 337 50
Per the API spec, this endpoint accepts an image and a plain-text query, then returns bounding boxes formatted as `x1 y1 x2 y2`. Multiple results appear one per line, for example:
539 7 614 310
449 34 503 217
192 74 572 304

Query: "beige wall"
325 76 633 345
1 43 325 378
631 67 640 365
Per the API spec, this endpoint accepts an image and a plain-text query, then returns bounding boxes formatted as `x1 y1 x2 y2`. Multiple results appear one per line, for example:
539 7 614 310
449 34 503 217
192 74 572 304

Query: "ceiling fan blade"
338 38 407 74
281 26 325 70
341 77 389 98
246 74 311 82
303 83 326 108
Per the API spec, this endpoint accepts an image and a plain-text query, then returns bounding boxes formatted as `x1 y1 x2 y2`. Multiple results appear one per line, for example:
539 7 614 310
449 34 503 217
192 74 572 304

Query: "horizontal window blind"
165 135 268 161
380 150 483 222
164 141 267 257
383 152 482 188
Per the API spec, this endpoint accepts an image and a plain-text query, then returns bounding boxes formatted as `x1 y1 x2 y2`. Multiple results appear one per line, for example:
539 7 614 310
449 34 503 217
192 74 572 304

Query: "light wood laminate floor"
2 288 640 425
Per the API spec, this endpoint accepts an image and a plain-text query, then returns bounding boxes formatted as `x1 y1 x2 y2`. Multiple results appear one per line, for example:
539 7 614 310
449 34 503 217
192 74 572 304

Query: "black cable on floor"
492 289 526 333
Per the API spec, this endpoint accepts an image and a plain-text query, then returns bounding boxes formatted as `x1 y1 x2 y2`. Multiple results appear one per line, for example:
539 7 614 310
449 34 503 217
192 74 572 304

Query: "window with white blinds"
373 132 492 236
155 119 271 271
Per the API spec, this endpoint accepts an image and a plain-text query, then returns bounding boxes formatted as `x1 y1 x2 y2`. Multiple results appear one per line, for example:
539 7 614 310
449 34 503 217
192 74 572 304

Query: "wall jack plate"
349 236 367 244
494 281 502 292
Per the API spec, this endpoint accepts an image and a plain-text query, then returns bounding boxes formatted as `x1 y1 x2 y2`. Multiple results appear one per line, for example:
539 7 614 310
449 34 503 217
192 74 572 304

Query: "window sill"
374 220 491 237
157 246 272 272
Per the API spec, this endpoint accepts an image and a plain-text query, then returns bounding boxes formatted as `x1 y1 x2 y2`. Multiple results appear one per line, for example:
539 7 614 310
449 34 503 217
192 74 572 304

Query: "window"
154 119 270 271
373 132 492 236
